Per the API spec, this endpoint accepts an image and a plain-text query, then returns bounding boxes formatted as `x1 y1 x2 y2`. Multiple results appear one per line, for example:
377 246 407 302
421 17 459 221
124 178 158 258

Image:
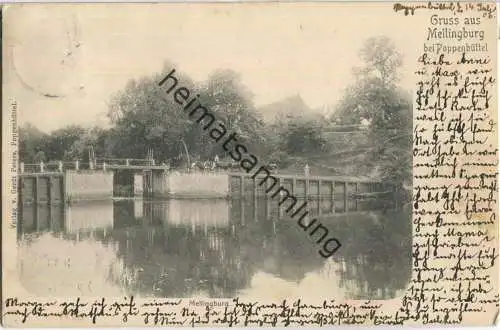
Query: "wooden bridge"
17 157 393 209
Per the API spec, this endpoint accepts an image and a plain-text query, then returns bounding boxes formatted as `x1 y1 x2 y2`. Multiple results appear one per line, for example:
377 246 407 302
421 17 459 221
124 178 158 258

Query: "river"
16 197 411 301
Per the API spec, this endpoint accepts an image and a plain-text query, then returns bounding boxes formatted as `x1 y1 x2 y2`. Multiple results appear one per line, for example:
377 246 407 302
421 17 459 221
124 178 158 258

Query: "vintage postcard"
2 1 498 327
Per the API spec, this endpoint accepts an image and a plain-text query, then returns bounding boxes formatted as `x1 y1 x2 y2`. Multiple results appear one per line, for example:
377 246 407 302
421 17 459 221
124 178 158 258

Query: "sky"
4 3 426 132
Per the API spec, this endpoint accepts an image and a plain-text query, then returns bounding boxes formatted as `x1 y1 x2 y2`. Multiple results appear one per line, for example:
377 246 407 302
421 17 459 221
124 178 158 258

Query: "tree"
356 36 403 87
107 62 197 163
334 36 404 126
66 126 110 161
332 37 412 189
198 69 266 156
107 64 265 164
19 123 47 163
41 125 86 161
281 116 328 155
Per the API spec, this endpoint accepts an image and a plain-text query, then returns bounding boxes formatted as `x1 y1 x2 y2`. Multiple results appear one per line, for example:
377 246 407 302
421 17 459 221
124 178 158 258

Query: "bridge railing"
19 158 157 174
21 163 43 173
20 161 63 173
95 158 155 166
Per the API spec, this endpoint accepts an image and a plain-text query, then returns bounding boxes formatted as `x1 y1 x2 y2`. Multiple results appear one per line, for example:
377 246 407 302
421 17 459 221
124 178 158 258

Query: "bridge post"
40 161 45 173
20 162 24 173
75 160 79 171
331 181 335 214
355 182 359 211
305 178 309 200
318 180 322 216
266 194 271 219
253 177 257 198
58 161 63 172
48 177 53 204
133 172 144 197
253 177 258 221
35 176 39 204
343 181 348 212
239 175 244 197
126 159 130 166
103 162 107 171
277 178 283 218
152 159 155 166
240 198 245 225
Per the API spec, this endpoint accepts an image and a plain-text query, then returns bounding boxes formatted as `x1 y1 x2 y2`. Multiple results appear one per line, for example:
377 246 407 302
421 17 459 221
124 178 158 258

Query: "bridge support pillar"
48 177 53 203
355 182 359 211
266 196 271 220
343 181 348 212
277 178 283 218
318 180 322 216
134 173 144 197
34 176 39 204
305 178 309 200
64 170 113 202
331 181 335 214
161 172 229 198
240 198 245 225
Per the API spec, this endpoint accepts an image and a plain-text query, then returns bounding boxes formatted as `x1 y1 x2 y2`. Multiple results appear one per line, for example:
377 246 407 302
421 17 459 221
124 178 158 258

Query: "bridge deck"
18 168 381 184
19 159 381 184
18 172 63 177
232 172 380 184
105 165 170 170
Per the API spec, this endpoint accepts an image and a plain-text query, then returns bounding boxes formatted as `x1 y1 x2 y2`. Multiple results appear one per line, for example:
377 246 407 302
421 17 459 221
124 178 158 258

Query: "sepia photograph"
3 2 497 327
7 4 414 302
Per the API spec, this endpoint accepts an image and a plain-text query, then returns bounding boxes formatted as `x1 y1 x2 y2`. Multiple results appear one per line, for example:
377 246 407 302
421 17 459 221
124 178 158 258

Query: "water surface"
17 197 411 300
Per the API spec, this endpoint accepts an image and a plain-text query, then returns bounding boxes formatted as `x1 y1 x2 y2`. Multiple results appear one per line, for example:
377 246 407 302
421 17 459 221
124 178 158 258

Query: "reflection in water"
17 196 411 300
161 199 230 227
66 201 114 234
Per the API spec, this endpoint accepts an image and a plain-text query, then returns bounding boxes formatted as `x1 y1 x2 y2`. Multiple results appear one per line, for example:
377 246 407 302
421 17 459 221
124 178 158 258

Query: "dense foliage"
20 37 411 190
332 36 412 187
